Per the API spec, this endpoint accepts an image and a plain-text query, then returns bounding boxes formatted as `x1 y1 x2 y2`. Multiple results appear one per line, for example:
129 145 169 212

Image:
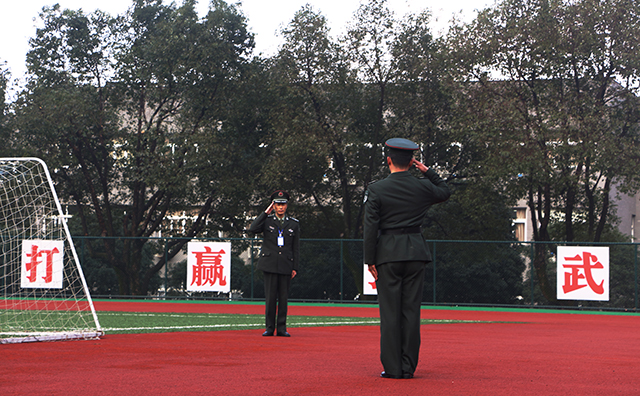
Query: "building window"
514 208 527 242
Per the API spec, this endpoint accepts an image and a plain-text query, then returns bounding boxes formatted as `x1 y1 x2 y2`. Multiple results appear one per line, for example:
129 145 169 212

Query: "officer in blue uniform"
364 138 451 379
248 190 300 337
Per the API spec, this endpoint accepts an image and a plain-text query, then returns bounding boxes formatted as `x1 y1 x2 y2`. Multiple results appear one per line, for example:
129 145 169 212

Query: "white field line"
103 320 380 331
98 313 248 317
101 319 479 332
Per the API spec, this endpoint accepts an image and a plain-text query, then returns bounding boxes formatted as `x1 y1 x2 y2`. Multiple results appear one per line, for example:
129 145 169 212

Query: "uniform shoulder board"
289 217 299 222
364 180 380 203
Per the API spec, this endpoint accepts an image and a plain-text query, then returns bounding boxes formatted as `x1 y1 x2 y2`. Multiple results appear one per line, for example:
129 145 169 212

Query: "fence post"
635 244 638 310
530 242 535 306
432 241 437 303
250 239 254 300
163 238 168 301
340 240 344 301
81 238 85 272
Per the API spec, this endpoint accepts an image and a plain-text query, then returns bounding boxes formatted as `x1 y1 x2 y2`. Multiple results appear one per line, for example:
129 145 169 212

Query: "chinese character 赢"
190 246 227 287
562 252 604 295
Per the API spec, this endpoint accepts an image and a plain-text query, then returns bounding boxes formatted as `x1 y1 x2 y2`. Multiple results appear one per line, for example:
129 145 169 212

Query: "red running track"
2 301 640 395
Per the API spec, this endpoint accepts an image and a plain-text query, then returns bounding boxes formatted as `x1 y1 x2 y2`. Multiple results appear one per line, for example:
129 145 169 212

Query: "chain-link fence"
73 236 639 311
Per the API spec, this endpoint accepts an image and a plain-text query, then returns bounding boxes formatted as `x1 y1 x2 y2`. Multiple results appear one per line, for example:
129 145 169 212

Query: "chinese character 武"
562 252 604 295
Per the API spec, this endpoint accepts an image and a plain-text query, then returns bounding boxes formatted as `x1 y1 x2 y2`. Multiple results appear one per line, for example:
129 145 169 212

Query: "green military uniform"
364 138 450 379
248 191 300 336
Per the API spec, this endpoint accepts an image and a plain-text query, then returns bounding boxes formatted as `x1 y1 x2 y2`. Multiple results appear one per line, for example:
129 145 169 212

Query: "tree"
12 0 256 295
112 0 257 294
262 1 508 296
0 60 10 153
263 5 366 237
343 0 397 197
445 0 640 302
252 5 369 293
422 183 526 304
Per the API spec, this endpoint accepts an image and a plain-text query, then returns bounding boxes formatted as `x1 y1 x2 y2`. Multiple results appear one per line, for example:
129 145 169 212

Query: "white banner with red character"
21 239 65 289
363 264 378 295
187 241 231 292
557 246 609 301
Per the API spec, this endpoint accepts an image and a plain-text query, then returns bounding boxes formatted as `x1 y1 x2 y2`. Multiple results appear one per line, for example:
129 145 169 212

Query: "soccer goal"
0 158 102 344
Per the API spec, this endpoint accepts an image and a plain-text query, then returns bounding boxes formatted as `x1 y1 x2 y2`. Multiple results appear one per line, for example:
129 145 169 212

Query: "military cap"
270 190 290 203
385 138 419 151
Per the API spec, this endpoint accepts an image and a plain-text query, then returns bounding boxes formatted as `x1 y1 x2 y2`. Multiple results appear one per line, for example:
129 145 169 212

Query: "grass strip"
97 311 490 334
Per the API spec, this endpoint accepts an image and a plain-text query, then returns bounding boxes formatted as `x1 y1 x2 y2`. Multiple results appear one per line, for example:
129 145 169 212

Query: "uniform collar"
388 170 411 178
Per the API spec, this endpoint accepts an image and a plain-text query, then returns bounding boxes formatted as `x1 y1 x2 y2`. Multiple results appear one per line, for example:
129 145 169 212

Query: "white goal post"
1 158 102 343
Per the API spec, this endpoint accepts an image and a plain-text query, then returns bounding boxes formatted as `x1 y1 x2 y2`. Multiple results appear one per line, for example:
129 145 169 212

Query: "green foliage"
11 1 257 295
230 256 263 299
69 216 163 296
0 61 9 155
76 239 120 295
290 240 359 300
444 0 640 302
446 0 640 243
3 0 639 304
426 242 526 304
421 181 527 304
423 181 517 241
607 244 638 308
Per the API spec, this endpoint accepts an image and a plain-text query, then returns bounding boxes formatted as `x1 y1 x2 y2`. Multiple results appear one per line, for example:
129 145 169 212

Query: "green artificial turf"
1 309 100 338
97 311 483 334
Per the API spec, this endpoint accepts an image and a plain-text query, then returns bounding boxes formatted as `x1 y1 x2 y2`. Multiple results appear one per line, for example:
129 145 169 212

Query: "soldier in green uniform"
364 138 451 379
248 190 300 337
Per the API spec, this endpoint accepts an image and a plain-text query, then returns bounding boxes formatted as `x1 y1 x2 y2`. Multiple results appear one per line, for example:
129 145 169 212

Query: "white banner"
187 242 231 292
21 240 64 289
557 246 609 301
363 264 378 295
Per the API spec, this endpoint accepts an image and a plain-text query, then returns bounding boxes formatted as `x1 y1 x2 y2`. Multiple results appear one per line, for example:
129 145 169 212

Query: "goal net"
1 158 102 344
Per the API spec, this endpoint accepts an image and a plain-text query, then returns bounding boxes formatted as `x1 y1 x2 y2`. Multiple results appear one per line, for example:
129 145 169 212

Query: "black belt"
380 226 421 235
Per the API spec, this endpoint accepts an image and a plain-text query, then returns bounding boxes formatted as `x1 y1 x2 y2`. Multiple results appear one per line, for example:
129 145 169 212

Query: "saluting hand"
265 202 275 214
411 158 429 173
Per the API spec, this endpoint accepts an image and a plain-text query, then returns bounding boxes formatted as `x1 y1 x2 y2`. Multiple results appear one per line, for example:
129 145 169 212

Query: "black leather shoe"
262 331 274 336
402 373 414 379
380 371 403 379
276 331 291 337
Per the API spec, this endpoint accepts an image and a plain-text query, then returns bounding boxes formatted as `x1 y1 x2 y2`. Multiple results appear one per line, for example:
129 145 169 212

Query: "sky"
1 0 494 88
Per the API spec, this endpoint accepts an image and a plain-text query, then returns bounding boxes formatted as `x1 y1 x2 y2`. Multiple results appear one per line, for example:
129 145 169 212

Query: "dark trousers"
376 261 426 377
263 271 291 335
